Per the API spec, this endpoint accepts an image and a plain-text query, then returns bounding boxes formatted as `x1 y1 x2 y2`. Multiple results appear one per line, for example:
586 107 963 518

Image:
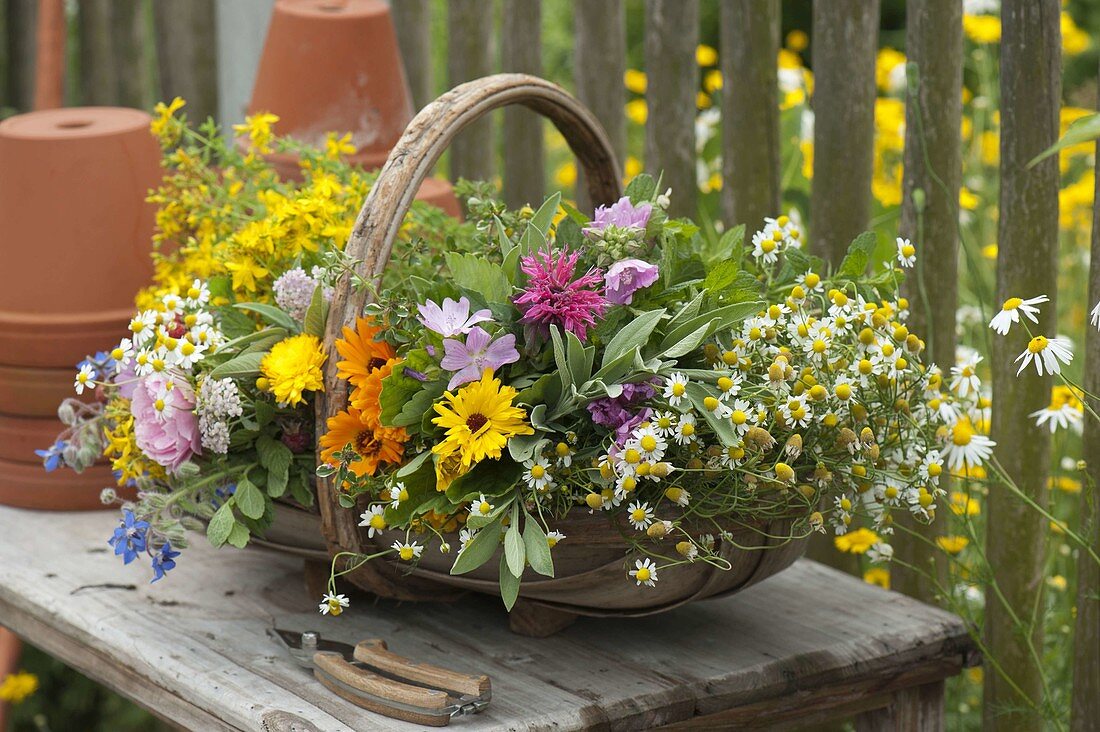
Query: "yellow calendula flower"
0 671 38 704
864 567 890 590
959 187 979 211
935 535 970 555
834 527 881 554
261 334 327 406
432 370 534 468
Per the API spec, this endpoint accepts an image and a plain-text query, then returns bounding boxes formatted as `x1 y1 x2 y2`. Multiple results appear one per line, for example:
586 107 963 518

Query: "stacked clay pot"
247 0 460 216
0 107 159 509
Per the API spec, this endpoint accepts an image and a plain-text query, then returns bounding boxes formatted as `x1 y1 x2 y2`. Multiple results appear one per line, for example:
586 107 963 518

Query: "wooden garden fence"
0 0 1095 729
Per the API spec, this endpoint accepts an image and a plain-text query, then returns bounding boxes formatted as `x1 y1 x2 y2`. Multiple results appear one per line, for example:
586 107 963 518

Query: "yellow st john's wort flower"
261 334 327 406
0 671 38 704
234 111 280 155
431 370 534 468
150 97 186 145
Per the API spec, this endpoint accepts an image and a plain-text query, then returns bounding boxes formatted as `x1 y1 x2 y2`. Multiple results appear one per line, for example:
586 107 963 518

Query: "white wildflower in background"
1091 300 1100 331
949 354 982 397
663 372 689 406
318 593 349 616
988 294 1048 335
629 557 659 587
940 422 996 471
391 541 423 561
1015 335 1073 376
74 364 96 395
546 530 566 548
627 501 655 530
358 505 387 538
895 237 916 268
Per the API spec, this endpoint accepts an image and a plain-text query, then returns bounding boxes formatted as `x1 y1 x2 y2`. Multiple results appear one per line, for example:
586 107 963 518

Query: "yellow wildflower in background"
1061 12 1089 56
963 14 1001 44
786 30 809 52
1049 475 1082 494
1047 575 1068 591
864 567 890 589
625 99 648 126
150 96 186 146
260 334 327 406
959 187 979 211
936 536 970 555
949 491 981 517
981 243 998 260
834 527 881 554
875 47 906 93
234 111 280 155
704 69 723 93
325 132 357 159
696 43 718 67
0 672 38 704
555 160 577 188
624 155 643 179
431 370 534 468
623 69 647 94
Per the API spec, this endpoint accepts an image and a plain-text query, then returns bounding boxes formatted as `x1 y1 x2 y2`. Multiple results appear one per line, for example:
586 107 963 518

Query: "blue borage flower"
109 509 150 564
34 440 67 472
151 542 181 583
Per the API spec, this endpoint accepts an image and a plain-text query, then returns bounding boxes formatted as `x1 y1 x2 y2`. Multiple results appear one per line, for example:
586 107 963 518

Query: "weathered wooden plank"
110 0 150 109
0 0 9 112
391 0 432 110
809 0 879 263
500 0 544 208
446 0 495 184
153 0 218 123
574 0 626 214
3 0 35 113
1071 53 1100 732
644 0 698 219
0 506 975 731
892 0 963 604
78 0 118 105
720 0 780 230
986 1 1061 729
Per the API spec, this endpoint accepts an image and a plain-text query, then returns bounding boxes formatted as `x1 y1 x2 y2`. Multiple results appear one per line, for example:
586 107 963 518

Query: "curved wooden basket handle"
316 73 623 553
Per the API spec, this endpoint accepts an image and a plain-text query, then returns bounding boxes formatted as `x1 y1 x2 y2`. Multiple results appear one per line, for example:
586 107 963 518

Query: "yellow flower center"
624 448 641 464
635 567 651 582
703 396 720 411
901 244 915 258
761 239 777 253
555 441 570 456
671 383 686 397
858 359 873 375
953 423 974 446
731 410 747 425
1003 297 1023 311
154 398 165 411
621 476 637 491
631 508 646 522
530 464 546 479
805 272 820 288
370 514 386 529
640 435 658 452
478 501 491 515
812 339 827 354
399 547 415 561
680 422 695 436
1028 336 1048 354
928 463 942 477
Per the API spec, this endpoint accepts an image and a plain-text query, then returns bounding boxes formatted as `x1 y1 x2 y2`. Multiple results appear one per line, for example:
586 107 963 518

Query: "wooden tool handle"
312 651 451 727
353 639 491 699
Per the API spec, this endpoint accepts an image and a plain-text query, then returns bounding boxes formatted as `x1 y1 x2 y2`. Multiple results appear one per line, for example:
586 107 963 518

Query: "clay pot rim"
0 106 151 141
278 0 388 20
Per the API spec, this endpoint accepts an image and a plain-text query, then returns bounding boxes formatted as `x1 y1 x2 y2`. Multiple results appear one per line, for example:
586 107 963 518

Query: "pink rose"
131 372 201 473
604 259 660 305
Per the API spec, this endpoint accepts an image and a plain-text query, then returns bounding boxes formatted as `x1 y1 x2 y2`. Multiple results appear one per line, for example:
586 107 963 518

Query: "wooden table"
0 505 978 731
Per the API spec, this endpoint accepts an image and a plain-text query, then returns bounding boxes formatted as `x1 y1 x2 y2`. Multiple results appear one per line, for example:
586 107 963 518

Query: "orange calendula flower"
320 406 407 478
350 357 401 419
335 316 397 390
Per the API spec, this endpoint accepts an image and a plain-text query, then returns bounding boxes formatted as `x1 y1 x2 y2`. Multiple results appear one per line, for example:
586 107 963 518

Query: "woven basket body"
296 74 808 624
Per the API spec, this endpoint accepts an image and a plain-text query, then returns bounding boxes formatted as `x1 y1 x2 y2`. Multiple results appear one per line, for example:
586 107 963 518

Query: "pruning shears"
268 628 491 727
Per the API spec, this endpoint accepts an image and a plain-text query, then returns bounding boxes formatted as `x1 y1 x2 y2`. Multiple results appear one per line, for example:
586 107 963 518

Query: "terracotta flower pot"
0 363 91 417
246 0 460 216
0 107 158 368
0 627 21 731
0 458 123 511
0 413 72 463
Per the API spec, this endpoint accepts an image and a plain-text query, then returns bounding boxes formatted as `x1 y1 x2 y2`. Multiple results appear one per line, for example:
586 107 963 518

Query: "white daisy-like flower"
663 372 689 406
673 413 698 445
728 399 753 435
318 592 350 616
988 294 1048 335
651 411 678 439
110 338 135 370
358 505 387 538
750 225 783 265
939 422 995 471
1091 299 1100 331
1015 335 1073 376
780 395 812 429
388 482 408 509
469 494 494 517
715 372 742 401
629 557 659 587
523 456 555 492
895 237 916 268
867 542 894 563
797 270 824 293
1030 403 1083 433
554 441 573 468
128 312 156 346
633 426 667 461
949 354 982 397
391 540 423 561
918 453 945 483
546 530 566 548
185 279 211 307
458 528 477 550
627 501 655 531
719 443 746 469
74 364 96 395
161 292 185 315
174 338 207 370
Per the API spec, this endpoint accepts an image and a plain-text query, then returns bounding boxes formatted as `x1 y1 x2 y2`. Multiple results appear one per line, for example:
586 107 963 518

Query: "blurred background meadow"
1 0 1098 729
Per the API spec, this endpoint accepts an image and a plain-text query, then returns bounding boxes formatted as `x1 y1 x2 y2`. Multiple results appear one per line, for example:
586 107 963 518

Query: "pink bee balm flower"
417 296 493 337
130 372 201 473
585 196 652 235
604 259 660 305
440 327 521 389
514 248 609 341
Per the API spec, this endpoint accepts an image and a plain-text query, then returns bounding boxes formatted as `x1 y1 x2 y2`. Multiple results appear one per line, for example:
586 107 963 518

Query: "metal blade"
268 627 357 668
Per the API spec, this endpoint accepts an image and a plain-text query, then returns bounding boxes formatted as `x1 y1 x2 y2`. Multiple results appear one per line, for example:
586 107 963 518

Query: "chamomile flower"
110 338 135 370
950 354 982 397
702 395 733 419
1015 335 1072 376
358 505 387 538
728 399 753 435
673 413 698 445
627 501 655 530
989 294 1048 335
388 482 408 509
939 422 995 471
161 292 184 315
1030 403 1083 433
74 364 96 395
185 279 210 307
919 453 945 483
554 441 573 467
522 457 555 492
895 237 916 268
664 486 691 506
318 593 349 616
546 530 566 548
663 372 689 406
633 426 667 461
797 270 824 293
458 528 476 550
750 226 783 265
391 540 423 561
1092 299 1100 331
715 372 742 401
780 395 812 429
629 557 659 587
651 411 678 439
469 494 494 517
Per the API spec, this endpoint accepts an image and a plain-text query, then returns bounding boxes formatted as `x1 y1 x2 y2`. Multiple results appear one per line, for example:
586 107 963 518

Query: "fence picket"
391 0 432 110
447 0 494 184
891 0 963 603
78 0 117 105
644 0 698 219
4 0 35 113
153 0 217 123
809 0 878 263
500 0 544 208
720 0 779 230
986 1 1061 728
573 0 625 214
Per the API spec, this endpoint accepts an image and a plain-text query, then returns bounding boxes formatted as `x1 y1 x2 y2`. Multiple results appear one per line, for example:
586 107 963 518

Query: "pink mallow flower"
130 372 201 473
514 248 609 341
604 259 660 305
417 296 493 338
585 196 652 235
440 327 520 389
